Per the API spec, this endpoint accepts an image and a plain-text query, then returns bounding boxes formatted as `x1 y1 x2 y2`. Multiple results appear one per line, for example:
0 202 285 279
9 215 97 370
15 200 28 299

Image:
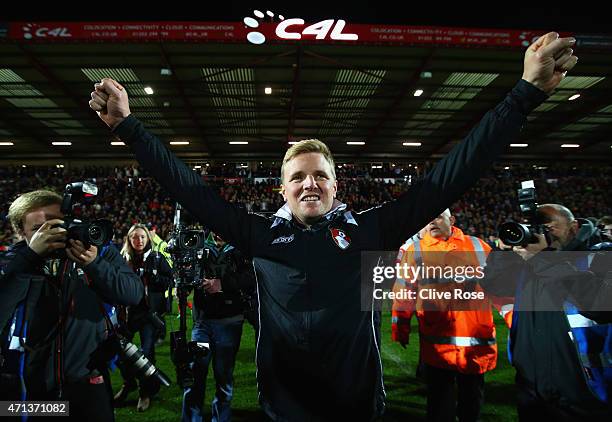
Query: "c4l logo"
243 10 358 45
330 228 351 250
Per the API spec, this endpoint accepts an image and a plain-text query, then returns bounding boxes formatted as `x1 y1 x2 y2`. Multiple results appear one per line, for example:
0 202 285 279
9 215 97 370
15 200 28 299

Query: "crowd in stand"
198 161 423 179
1 162 611 249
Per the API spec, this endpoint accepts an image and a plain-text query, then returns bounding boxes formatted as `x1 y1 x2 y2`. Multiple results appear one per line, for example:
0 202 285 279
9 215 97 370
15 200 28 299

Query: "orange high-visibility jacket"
391 227 510 374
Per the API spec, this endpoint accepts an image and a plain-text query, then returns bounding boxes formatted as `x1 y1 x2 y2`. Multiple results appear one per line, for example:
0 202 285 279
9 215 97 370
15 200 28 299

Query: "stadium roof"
1 16 611 162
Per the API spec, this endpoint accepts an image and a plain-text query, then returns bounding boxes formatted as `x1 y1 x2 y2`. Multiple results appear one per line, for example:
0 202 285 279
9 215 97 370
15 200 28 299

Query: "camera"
170 331 209 389
167 230 206 253
166 203 208 289
499 180 549 247
166 203 210 388
90 332 171 388
117 337 171 387
167 230 208 288
55 181 113 249
90 306 171 388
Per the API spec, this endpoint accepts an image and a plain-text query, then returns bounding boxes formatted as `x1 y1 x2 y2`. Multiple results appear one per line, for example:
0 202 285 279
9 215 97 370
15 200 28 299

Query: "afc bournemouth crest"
330 228 351 250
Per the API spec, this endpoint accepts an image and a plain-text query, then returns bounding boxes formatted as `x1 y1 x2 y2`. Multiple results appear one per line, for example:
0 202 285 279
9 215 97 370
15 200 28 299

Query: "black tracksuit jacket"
0 241 143 397
113 80 546 421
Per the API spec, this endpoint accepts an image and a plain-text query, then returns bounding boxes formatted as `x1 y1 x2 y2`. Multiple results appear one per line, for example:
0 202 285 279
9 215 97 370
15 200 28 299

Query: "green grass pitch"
111 308 516 421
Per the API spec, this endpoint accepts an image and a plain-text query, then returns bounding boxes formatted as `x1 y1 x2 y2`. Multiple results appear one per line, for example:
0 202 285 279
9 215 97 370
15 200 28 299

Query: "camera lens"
89 225 102 242
180 231 204 250
185 234 197 248
120 340 171 387
84 219 112 246
499 222 528 246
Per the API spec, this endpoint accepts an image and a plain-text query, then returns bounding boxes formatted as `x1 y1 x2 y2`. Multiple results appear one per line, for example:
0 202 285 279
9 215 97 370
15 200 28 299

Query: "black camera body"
55 181 113 249
499 180 549 247
167 229 207 288
167 203 210 388
169 330 209 389
57 218 113 249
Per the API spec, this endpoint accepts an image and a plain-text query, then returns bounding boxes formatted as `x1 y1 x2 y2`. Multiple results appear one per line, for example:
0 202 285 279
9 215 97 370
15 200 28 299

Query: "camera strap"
80 273 118 339
19 261 71 354
22 259 90 353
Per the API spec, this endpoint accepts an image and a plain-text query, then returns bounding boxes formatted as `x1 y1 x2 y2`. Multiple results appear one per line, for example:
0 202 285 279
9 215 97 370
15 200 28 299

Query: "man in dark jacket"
182 232 256 422
483 204 612 421
89 32 576 421
0 189 143 421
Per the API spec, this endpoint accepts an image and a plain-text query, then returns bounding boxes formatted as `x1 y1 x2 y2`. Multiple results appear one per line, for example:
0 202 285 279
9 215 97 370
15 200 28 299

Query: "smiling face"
280 152 338 226
129 228 149 253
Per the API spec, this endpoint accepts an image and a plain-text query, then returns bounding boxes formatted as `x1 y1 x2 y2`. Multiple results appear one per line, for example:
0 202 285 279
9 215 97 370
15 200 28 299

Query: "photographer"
182 232 255 422
0 189 143 421
483 204 612 420
113 223 172 412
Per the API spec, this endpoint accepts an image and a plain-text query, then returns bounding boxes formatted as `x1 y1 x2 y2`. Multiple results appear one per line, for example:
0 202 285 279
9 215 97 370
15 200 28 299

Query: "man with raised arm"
89 32 576 421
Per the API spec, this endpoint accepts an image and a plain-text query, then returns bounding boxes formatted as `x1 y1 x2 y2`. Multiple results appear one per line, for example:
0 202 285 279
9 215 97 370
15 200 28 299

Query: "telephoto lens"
119 338 171 387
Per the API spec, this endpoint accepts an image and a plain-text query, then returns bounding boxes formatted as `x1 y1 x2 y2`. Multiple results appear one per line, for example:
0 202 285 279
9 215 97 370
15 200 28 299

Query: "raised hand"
522 32 578 94
89 78 131 129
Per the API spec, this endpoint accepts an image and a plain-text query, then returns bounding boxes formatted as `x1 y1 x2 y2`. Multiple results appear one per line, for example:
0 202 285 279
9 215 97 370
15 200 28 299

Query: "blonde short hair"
8 189 62 233
281 139 336 182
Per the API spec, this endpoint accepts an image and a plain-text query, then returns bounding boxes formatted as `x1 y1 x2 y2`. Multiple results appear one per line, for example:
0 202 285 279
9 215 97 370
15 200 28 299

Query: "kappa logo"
272 234 295 245
330 228 351 250
243 10 358 45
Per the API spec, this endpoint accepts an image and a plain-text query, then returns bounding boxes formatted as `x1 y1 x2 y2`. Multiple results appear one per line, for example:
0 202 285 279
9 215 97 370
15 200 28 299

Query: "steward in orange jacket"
390 209 504 422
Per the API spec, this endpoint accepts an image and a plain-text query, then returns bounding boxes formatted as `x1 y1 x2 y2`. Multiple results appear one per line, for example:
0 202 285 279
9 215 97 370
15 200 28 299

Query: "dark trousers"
517 384 612 422
157 316 167 340
118 321 159 397
27 372 114 422
425 364 484 422
182 318 243 422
